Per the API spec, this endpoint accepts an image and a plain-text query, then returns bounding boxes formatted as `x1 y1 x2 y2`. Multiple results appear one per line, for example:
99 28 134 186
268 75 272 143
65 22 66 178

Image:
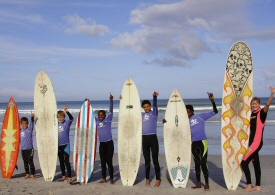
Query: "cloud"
143 57 190 67
0 88 33 98
63 14 110 36
110 0 275 67
2 57 44 65
263 65 275 80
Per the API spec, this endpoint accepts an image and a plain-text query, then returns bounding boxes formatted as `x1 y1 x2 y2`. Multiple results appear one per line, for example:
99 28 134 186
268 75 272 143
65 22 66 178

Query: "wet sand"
1 152 275 195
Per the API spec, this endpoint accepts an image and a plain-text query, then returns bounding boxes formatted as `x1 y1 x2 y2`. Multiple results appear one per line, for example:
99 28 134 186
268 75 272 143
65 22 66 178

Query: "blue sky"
0 0 275 102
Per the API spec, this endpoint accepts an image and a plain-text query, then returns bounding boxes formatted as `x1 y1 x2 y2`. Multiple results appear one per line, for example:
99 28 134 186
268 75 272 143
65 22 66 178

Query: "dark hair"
186 105 194 111
141 100 151 107
98 110 106 116
57 110 65 118
20 117 29 124
251 97 261 104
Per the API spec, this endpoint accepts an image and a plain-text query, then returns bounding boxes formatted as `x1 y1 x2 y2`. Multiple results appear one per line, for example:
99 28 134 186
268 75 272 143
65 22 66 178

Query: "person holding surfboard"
186 92 218 191
20 114 36 179
142 91 161 187
96 93 115 184
57 105 74 183
241 86 275 192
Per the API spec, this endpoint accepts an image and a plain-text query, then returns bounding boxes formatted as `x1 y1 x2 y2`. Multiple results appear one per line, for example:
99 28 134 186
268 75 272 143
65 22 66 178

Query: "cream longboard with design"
164 89 191 188
221 41 253 190
34 71 58 181
118 78 142 186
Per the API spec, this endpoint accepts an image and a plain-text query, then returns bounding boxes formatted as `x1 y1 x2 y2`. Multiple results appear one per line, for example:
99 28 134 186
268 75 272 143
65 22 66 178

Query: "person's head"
57 110 66 122
186 105 194 118
251 97 261 111
98 110 106 121
20 117 29 129
142 100 151 113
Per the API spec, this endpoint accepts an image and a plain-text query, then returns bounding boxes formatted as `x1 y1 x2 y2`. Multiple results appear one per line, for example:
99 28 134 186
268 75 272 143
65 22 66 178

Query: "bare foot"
251 186 261 191
243 184 253 192
204 184 210 191
98 178 107 183
191 182 202 189
58 176 66 181
31 175 36 179
145 179 150 186
67 177 73 183
24 174 30 179
110 178 115 184
154 180 161 187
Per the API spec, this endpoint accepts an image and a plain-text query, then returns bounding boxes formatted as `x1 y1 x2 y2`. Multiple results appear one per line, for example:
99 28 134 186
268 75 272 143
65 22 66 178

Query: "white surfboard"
34 71 58 181
164 89 191 188
221 41 253 190
73 100 97 184
118 78 142 186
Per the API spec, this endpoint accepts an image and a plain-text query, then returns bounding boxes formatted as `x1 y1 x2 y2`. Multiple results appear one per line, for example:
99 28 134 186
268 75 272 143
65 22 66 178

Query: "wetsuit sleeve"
105 100 113 121
66 111 74 120
29 116 34 131
212 101 218 114
152 95 158 116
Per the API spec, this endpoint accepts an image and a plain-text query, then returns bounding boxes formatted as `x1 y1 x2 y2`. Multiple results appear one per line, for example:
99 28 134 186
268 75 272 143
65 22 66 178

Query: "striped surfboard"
73 100 97 184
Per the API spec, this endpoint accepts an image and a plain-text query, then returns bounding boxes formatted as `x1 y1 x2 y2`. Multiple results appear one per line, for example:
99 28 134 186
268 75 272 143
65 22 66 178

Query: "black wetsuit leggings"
99 140 114 179
192 140 209 184
142 134 160 180
22 148 35 175
241 144 262 186
58 144 71 177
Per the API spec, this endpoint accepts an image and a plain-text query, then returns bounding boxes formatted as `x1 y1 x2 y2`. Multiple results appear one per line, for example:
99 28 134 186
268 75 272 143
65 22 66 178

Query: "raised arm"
263 86 275 113
208 92 218 114
64 104 73 120
109 93 113 114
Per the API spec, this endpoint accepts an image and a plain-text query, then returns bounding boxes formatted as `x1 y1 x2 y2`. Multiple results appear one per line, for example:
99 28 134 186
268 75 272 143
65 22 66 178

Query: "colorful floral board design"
34 71 58 181
221 41 253 190
118 78 142 186
73 100 97 184
0 97 20 178
164 89 191 188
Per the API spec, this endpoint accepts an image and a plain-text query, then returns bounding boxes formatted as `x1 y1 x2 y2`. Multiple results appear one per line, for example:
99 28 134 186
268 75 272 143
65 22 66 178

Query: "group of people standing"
19 86 275 192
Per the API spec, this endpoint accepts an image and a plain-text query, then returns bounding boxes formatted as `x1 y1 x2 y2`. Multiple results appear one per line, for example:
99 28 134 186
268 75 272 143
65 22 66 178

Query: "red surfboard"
1 97 21 178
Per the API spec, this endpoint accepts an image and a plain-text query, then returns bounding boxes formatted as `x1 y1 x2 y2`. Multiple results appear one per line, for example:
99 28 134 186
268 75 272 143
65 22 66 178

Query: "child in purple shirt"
186 92 218 191
20 114 35 179
142 91 161 187
96 93 114 184
57 105 73 183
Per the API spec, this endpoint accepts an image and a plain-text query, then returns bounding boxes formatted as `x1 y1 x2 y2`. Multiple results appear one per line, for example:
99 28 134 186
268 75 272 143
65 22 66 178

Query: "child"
57 105 73 183
96 93 114 184
186 92 218 191
241 86 275 192
20 114 35 179
142 91 161 187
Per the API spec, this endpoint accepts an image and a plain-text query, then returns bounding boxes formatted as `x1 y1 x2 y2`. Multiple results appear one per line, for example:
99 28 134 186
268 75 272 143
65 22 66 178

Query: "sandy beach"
1 152 275 195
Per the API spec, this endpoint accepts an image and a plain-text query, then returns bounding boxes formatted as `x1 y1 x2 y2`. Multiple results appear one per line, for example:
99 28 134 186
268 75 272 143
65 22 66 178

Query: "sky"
0 0 275 102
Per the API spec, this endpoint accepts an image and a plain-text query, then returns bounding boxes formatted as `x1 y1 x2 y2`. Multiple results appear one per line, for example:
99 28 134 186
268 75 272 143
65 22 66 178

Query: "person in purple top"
142 91 161 187
20 114 35 179
96 93 114 184
57 105 73 183
186 92 218 191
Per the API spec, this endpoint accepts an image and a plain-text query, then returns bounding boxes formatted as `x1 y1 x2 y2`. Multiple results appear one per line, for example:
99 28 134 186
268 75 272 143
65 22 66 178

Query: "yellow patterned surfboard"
221 41 253 190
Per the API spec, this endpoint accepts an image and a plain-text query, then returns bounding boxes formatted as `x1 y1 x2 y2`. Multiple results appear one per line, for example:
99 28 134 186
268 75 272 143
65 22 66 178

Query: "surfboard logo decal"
39 84 48 94
126 105 133 109
126 83 132 86
175 115 178 127
171 166 188 184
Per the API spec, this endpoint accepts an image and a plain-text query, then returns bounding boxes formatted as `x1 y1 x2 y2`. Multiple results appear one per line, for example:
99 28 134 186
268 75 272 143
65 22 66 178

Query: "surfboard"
221 41 253 190
73 100 97 184
34 71 58 181
118 78 142 186
0 97 20 178
164 89 191 188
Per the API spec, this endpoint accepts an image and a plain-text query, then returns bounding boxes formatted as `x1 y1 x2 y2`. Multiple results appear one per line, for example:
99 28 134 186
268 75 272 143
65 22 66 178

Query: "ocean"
1 98 275 155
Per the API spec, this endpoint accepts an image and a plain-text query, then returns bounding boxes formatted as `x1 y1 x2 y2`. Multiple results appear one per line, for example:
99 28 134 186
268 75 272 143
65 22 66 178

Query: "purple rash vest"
20 120 34 150
96 100 113 142
189 111 216 142
142 96 158 135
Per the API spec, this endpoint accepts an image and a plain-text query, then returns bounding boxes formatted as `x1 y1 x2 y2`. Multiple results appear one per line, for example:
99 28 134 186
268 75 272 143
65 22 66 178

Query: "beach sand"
1 152 275 195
